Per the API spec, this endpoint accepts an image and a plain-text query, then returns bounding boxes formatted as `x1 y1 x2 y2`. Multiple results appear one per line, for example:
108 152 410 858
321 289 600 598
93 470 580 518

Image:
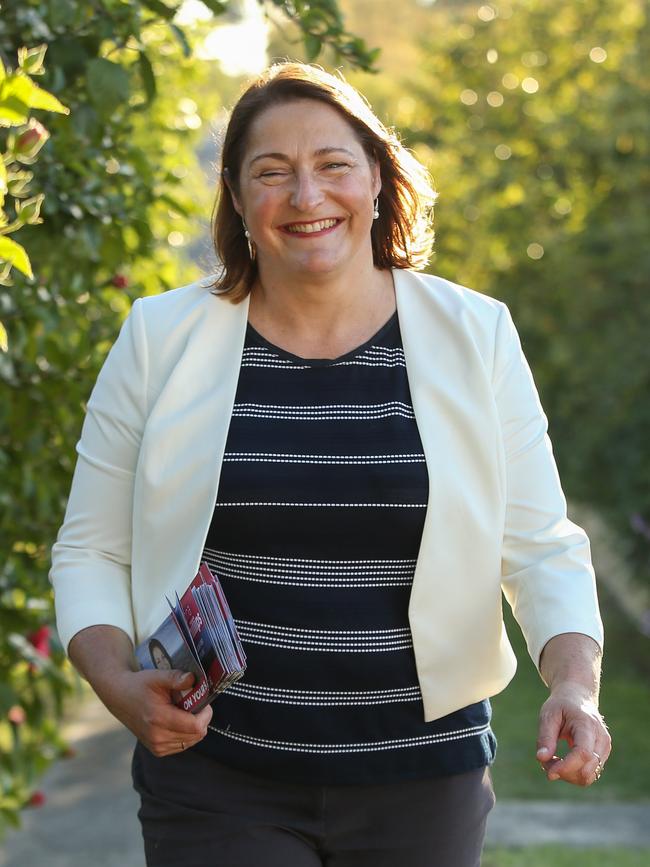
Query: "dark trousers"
132 742 495 866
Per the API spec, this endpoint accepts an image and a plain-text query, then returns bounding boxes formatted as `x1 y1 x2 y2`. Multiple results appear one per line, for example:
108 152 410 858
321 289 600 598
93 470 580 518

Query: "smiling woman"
52 60 608 867
212 63 436 315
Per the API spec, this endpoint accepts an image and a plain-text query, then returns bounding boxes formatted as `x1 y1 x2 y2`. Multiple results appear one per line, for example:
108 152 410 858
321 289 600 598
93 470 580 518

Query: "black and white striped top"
195 311 496 785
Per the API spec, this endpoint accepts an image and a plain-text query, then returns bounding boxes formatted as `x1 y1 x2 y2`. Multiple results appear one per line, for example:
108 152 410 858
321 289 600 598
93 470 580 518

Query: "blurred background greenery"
1 0 648 856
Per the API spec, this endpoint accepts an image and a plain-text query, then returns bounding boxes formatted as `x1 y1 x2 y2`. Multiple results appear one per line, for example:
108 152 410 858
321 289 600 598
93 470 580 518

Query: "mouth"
280 218 343 236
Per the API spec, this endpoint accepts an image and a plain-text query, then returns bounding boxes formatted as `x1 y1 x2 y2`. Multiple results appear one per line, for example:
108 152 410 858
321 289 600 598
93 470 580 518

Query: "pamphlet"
134 562 246 713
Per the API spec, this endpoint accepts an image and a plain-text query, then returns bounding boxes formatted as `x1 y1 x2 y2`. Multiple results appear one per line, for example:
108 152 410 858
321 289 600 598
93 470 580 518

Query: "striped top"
195 310 496 785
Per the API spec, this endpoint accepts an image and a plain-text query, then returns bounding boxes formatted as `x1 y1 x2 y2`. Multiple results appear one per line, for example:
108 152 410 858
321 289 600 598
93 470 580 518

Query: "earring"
242 218 256 260
373 197 379 220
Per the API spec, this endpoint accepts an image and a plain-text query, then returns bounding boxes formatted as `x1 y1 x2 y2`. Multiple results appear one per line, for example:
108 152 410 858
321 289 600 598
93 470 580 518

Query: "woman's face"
151 645 171 670
229 98 381 283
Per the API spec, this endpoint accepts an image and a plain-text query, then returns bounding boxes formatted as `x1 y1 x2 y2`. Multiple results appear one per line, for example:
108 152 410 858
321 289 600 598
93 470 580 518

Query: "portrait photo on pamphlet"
134 611 206 707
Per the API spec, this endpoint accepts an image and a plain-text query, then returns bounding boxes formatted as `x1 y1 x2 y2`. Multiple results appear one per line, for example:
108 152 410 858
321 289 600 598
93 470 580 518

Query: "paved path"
1 697 649 866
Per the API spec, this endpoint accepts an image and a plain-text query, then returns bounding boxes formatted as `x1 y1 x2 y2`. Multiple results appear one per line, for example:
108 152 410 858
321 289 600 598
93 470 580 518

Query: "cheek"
246 191 280 228
337 176 376 207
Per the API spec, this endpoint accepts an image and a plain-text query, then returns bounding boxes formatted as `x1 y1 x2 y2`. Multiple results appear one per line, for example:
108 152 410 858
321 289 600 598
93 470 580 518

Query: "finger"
145 732 203 757
140 689 210 735
546 745 596 784
144 716 210 755
148 669 195 692
536 704 562 765
148 704 211 737
195 703 213 727
543 732 611 785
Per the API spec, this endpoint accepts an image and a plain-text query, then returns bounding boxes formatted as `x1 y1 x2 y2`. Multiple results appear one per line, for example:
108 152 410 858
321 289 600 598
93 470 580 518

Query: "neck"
248 260 396 359
252 259 391 329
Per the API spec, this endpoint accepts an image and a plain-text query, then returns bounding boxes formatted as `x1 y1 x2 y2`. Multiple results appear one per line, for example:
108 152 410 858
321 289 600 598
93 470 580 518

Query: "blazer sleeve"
49 298 148 653
493 302 604 669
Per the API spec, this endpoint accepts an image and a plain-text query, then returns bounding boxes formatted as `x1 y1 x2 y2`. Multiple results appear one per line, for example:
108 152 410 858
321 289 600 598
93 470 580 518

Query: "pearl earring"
373 197 379 220
242 218 256 260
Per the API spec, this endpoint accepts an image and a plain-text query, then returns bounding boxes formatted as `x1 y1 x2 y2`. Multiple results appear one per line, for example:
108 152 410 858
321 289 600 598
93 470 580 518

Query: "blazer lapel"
394 269 504 709
132 286 250 640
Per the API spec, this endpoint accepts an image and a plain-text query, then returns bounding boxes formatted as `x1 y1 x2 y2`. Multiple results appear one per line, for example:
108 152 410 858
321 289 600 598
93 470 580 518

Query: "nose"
289 170 325 212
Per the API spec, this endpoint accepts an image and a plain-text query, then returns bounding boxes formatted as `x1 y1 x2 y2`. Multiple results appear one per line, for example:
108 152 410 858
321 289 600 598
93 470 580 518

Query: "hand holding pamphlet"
135 563 246 713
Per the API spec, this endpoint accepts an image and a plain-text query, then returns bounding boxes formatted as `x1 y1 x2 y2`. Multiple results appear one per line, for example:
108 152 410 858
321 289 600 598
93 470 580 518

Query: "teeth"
285 219 338 234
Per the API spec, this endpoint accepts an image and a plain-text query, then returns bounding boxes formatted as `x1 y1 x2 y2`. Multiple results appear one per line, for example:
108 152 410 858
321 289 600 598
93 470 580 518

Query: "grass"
482 847 650 867
489 586 650 801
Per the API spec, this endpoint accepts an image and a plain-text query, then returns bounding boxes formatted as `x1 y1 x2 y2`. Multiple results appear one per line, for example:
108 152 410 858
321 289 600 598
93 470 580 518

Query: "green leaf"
0 236 33 278
141 0 177 20
158 192 190 217
1 74 68 118
0 92 30 127
86 58 130 115
137 51 157 106
169 24 192 59
23 82 69 115
304 33 322 61
200 0 228 13
48 0 77 29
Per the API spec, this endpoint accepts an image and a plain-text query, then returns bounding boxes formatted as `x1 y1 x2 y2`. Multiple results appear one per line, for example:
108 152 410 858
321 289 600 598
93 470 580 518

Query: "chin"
293 253 349 274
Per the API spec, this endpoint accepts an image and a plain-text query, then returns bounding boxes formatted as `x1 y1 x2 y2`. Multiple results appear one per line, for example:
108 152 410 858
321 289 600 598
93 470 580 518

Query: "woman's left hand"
536 681 611 786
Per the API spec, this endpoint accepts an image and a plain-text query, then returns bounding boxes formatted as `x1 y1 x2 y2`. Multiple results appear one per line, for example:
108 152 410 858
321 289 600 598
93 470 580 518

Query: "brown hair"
209 62 436 302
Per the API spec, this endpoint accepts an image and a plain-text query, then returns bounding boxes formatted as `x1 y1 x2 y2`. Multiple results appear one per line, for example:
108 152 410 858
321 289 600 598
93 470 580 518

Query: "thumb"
155 669 194 689
536 703 561 763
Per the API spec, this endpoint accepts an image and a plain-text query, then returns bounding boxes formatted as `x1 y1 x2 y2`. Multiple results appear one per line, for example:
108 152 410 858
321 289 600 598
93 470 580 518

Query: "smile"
282 218 341 235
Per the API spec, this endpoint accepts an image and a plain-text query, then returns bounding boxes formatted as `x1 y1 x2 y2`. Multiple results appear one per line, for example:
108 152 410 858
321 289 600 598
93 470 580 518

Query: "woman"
148 639 173 672
50 62 610 866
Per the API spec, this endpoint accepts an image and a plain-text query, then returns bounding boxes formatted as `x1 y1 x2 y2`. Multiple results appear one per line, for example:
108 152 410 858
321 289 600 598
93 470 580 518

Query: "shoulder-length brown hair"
210 62 436 303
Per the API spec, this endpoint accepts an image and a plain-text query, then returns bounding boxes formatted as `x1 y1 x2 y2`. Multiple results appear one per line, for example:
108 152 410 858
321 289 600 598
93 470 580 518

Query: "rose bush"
0 0 374 836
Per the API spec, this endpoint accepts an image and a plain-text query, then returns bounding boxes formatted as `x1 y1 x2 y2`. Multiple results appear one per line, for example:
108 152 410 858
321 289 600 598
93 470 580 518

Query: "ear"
370 159 382 200
223 169 243 217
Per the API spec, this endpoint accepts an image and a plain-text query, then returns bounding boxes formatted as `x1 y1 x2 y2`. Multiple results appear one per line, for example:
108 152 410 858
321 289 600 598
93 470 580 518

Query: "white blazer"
50 268 603 722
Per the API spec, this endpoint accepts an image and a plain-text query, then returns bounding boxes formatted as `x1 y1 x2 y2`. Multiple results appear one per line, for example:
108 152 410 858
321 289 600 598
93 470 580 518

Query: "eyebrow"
248 147 357 167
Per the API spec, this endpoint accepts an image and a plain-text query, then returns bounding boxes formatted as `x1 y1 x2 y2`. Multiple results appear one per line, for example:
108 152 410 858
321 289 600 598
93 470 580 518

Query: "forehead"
244 99 365 161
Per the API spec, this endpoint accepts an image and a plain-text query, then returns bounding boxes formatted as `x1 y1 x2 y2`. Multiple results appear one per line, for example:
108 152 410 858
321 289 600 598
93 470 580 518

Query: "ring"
179 740 186 751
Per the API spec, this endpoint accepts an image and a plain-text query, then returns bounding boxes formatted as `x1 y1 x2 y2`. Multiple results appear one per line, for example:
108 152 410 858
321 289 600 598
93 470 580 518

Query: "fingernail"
536 748 550 758
548 772 560 781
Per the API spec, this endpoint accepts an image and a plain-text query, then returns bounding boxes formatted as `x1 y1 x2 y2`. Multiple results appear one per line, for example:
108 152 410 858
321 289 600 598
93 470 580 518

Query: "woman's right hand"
68 624 212 756
107 668 213 756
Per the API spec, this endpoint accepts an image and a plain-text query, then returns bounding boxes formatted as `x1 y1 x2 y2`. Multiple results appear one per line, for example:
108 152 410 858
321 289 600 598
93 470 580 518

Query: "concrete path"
1 696 649 866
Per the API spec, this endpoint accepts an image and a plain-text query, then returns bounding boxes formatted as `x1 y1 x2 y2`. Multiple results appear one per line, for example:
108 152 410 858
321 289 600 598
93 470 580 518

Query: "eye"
323 162 349 170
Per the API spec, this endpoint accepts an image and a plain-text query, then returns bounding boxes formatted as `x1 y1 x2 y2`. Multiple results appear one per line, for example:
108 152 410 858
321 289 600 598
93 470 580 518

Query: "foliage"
357 0 650 590
0 0 374 836
0 45 69 330
264 0 379 69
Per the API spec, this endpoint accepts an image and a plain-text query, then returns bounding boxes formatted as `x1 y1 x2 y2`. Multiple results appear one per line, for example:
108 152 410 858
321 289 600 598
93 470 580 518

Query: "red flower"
111 274 128 288
27 791 46 808
27 625 51 658
8 705 26 725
